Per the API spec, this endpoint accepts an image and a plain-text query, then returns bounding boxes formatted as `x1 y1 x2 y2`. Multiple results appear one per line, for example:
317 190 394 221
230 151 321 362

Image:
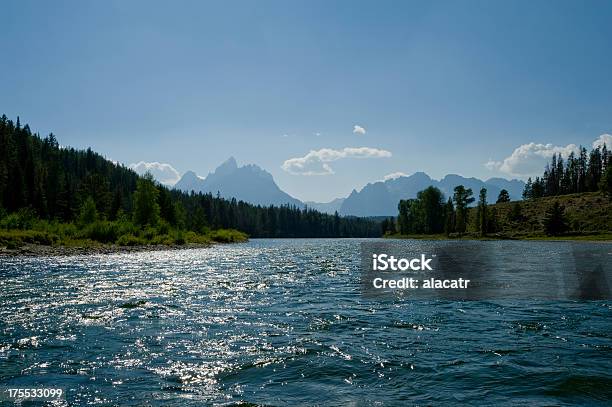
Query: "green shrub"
82 221 120 243
0 230 58 247
142 226 157 241
208 229 248 243
78 197 98 225
184 231 210 244
175 230 186 245
0 208 37 230
157 220 171 235
117 234 144 246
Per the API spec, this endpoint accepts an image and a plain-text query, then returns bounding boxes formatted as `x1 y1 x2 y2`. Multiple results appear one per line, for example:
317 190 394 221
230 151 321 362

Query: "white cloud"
487 133 612 178
383 172 408 181
353 125 366 135
282 147 392 176
129 161 181 186
593 133 612 149
484 142 580 178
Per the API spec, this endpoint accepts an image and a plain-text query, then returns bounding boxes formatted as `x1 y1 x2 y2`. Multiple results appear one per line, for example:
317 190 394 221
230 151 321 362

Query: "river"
0 239 610 405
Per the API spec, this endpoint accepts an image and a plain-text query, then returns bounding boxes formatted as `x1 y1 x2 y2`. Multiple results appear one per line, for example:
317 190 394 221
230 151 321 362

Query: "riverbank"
0 241 217 257
0 228 248 257
384 232 612 242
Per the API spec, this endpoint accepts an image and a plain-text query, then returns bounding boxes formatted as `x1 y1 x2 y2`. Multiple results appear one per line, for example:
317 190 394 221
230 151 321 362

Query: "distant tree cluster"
389 182 576 237
0 115 381 238
391 185 498 236
522 144 611 199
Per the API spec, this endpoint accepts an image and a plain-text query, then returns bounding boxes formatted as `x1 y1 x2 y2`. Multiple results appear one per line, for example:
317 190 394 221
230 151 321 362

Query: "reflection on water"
0 239 611 405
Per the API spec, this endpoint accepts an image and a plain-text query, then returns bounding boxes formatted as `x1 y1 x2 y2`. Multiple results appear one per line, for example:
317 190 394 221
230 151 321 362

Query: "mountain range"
338 172 525 216
174 157 304 208
173 158 525 217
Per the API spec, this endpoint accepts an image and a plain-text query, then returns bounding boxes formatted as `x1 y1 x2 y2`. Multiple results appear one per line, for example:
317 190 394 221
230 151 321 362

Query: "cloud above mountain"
282 147 391 175
129 161 181 186
485 142 579 177
593 133 612 149
485 133 612 178
383 172 408 181
353 125 366 135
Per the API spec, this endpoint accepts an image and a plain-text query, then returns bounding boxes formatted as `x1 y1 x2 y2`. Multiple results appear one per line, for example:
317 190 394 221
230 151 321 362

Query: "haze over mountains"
339 172 525 216
174 157 304 208
173 158 525 217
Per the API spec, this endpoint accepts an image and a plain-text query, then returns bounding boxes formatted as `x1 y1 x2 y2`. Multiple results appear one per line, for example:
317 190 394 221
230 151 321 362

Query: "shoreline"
4 234 612 257
383 233 612 243
0 242 219 257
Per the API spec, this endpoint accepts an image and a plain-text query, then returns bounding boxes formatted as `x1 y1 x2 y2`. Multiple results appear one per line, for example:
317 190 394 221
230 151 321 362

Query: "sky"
2 0 612 202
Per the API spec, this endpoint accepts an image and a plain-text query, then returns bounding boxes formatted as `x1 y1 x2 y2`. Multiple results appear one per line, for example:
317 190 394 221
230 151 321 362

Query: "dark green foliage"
476 188 487 236
600 165 612 199
132 173 160 227
443 197 455 235
508 202 524 222
496 189 510 203
523 143 611 199
0 115 381 238
381 217 396 235
78 197 98 225
543 201 568 236
453 185 474 234
397 186 445 234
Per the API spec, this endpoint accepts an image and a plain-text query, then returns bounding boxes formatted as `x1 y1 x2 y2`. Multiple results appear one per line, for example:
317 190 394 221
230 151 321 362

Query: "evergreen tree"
444 197 455 236
132 173 160 227
387 217 396 234
543 201 568 236
522 178 533 199
496 189 510 203
452 185 474 234
477 188 487 236
509 201 524 222
78 196 98 225
599 165 612 199
418 186 445 234
488 207 499 234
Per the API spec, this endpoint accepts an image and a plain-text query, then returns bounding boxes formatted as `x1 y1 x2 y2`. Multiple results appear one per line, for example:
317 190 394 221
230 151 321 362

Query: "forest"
522 144 612 198
0 115 381 248
383 143 612 238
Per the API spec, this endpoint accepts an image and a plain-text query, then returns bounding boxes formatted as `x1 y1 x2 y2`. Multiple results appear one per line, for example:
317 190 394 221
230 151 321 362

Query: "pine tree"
599 165 612 199
453 185 474 234
522 178 532 199
477 188 487 236
543 201 568 236
132 172 160 227
496 189 510 203
78 196 98 225
444 197 455 236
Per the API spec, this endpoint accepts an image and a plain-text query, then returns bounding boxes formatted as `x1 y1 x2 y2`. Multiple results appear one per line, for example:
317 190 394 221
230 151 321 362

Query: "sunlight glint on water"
1 239 611 405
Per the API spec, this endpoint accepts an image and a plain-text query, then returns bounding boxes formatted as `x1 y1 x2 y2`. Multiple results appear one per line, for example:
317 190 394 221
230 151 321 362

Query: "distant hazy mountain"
175 160 524 217
174 157 304 208
304 198 345 214
339 172 525 217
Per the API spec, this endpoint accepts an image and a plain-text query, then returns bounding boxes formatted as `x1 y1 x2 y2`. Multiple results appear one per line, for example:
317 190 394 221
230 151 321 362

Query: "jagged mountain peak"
214 156 238 176
339 171 525 217
174 158 303 208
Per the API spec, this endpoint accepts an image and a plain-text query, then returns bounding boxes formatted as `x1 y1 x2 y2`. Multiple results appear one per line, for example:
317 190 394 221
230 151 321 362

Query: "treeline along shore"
0 115 381 254
382 143 612 240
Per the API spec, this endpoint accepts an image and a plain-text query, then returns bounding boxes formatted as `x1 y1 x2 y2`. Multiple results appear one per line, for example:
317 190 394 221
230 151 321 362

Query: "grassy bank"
0 213 248 253
387 192 612 241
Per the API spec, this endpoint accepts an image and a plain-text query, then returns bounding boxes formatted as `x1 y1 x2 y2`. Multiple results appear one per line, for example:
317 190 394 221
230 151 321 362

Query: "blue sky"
2 0 612 201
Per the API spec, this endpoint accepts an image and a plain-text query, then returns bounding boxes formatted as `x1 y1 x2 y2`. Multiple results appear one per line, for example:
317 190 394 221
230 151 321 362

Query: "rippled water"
1 239 611 405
